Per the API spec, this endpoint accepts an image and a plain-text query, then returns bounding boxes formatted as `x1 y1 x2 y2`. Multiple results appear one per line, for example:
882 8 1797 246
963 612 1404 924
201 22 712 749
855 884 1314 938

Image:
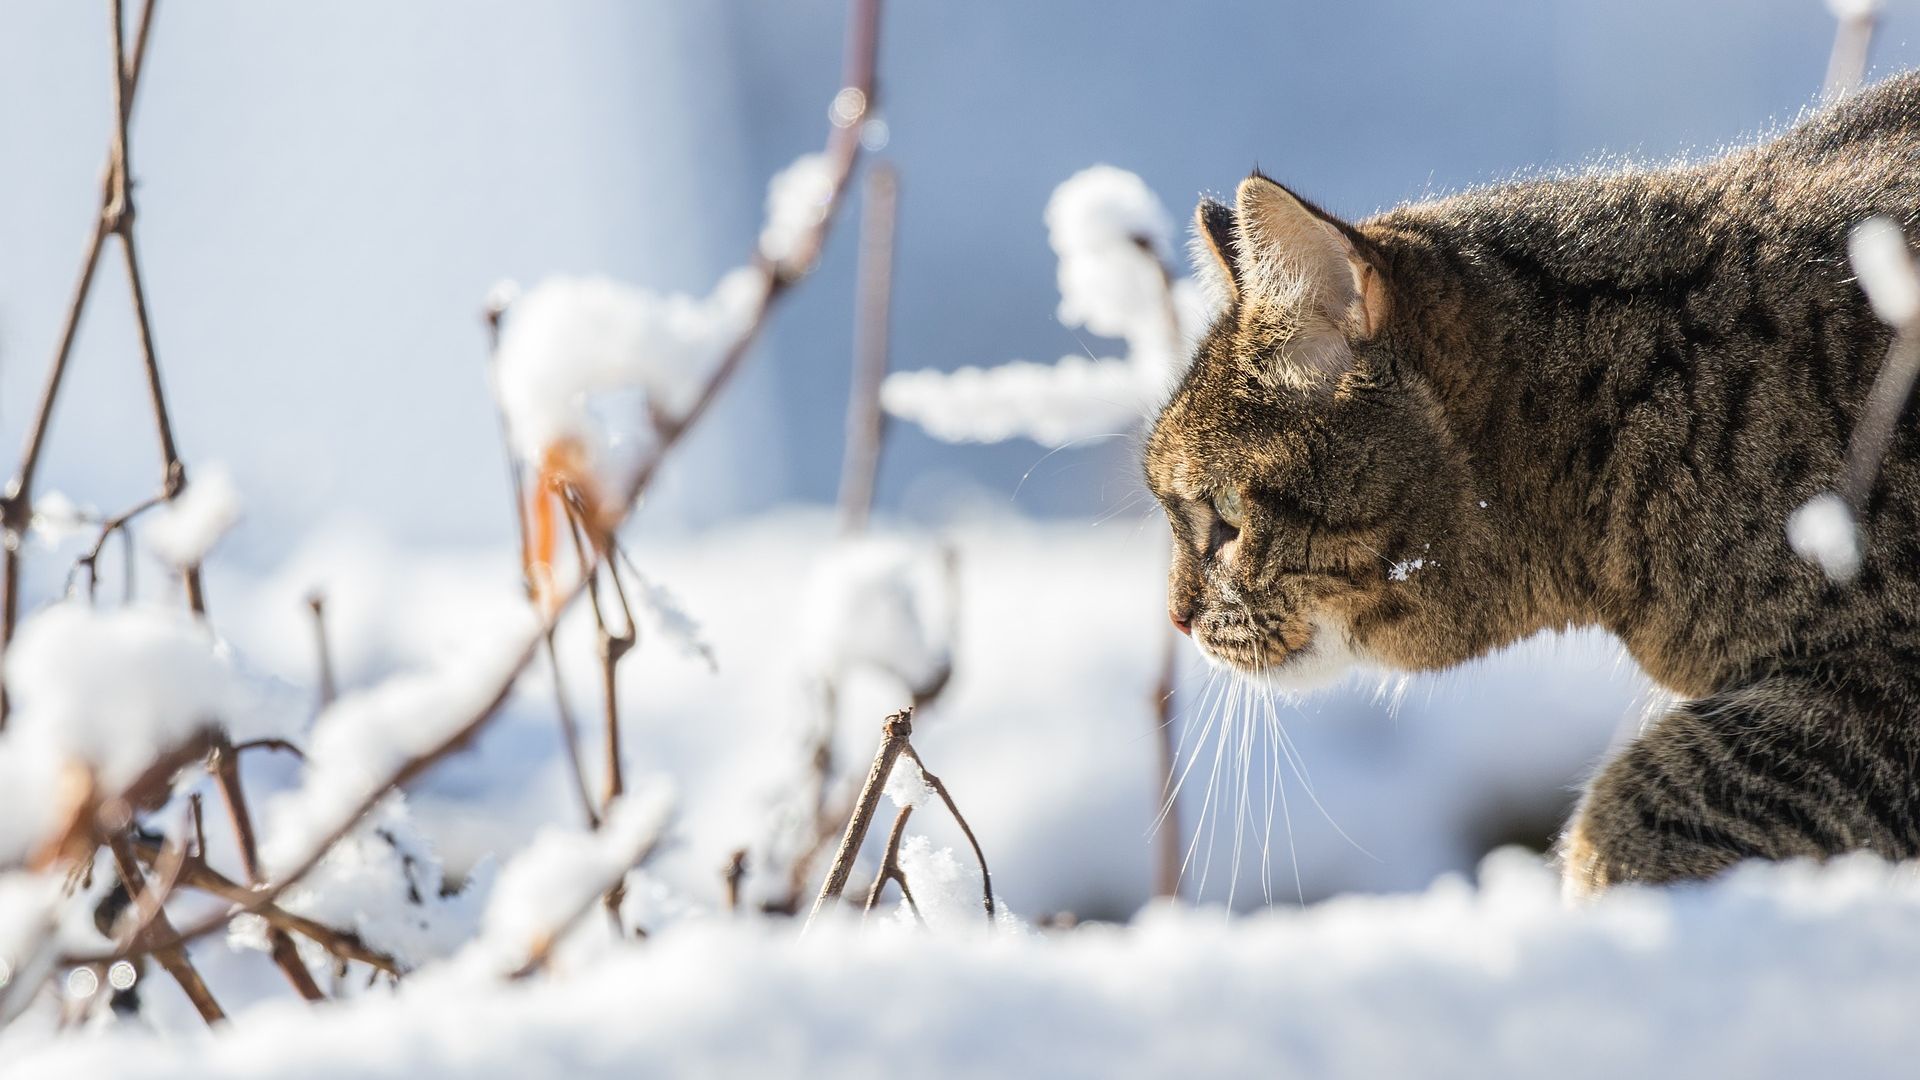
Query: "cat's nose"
1170 607 1193 636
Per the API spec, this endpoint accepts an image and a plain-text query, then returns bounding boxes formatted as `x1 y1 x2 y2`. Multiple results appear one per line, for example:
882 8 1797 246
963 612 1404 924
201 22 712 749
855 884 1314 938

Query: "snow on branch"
881 165 1215 447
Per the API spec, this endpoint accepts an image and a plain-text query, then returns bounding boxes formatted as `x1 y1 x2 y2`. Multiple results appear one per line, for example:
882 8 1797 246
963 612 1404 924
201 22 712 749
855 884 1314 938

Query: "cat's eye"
1211 487 1245 530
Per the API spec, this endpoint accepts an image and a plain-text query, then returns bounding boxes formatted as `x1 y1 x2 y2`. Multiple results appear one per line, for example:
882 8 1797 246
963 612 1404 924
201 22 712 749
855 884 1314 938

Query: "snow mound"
13 853 1920 1079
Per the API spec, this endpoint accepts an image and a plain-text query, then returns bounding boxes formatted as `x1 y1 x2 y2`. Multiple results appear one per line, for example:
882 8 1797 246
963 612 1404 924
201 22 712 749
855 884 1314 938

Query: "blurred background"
3 0 1918 917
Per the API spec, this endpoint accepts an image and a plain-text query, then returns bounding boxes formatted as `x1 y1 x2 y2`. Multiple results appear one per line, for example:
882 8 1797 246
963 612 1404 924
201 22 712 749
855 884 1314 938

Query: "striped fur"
1145 71 1920 891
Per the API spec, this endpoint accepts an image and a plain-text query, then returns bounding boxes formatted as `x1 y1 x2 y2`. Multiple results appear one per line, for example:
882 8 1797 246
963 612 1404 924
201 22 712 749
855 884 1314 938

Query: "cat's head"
1145 174 1480 687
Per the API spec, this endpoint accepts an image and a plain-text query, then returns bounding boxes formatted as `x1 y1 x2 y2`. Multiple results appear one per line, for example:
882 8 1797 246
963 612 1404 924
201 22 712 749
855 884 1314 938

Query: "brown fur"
1145 72 1920 892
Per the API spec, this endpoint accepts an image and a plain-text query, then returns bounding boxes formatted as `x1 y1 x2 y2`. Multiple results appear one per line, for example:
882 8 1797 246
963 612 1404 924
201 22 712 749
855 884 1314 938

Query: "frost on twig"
1791 216 1920 582
882 165 1213 446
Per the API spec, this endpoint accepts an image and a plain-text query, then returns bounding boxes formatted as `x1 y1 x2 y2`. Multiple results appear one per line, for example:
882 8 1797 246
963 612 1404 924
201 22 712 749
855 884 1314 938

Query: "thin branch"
106 832 225 1026
211 734 326 1001
860 803 924 925
722 848 748 913
543 630 601 829
78 0 887 965
1824 3 1879 104
1841 323 1920 507
837 160 899 533
1151 626 1182 900
0 0 160 727
66 490 165 601
231 737 306 761
307 593 336 709
805 708 912 929
901 744 993 924
128 836 401 976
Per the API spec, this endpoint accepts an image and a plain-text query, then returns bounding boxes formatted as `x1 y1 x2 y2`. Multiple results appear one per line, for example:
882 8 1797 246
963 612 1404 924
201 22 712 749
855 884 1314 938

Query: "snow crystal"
260 614 538 878
468 785 673 972
1848 217 1920 327
1788 492 1862 581
883 754 933 811
1389 557 1427 582
28 492 91 549
3 603 241 792
144 463 242 569
491 268 768 494
758 152 837 267
800 535 955 698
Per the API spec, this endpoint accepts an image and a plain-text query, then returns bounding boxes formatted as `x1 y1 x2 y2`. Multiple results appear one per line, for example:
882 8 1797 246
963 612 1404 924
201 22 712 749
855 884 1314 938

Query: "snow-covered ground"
14 851 1920 1079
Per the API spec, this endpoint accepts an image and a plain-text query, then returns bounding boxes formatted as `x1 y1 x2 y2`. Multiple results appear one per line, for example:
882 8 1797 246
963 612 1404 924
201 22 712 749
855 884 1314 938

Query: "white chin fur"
1196 615 1362 692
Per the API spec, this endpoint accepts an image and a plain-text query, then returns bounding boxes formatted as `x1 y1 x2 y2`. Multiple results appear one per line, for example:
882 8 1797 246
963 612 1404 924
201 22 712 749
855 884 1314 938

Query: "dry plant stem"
308 593 337 708
232 738 306 760
544 631 601 829
0 0 158 727
1842 323 1920 508
836 160 899 533
805 708 913 929
1151 626 1182 900
861 804 924 925
107 833 226 1025
902 744 994 923
1825 9 1878 103
723 849 748 913
69 490 165 599
85 0 886 965
211 735 326 1001
126 837 402 976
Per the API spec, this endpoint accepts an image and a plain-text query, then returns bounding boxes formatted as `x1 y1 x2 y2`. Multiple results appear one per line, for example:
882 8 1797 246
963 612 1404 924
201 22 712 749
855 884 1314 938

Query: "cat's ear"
1190 198 1241 307
1232 174 1388 342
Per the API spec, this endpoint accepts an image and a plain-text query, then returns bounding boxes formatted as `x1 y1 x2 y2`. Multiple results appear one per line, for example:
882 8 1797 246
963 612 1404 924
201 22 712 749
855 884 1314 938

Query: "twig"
210 734 326 1001
1151 627 1182 900
0 0 159 727
543 630 601 829
106 832 225 1026
901 744 994 925
1841 323 1920 508
1824 2 1880 104
860 804 924 925
77 0 888 965
66 490 166 600
307 593 336 709
805 708 913 929
127 837 401 976
231 738 306 761
723 848 748 913
837 160 899 533
506 827 665 980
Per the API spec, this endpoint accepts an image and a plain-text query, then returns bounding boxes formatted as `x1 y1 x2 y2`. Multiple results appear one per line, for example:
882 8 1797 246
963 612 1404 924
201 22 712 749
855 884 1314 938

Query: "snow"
27 492 91 550
0 873 59 1026
1 603 241 793
144 463 242 569
759 152 837 267
1827 0 1884 20
258 611 539 879
1788 492 1862 581
800 533 955 698
883 753 934 811
1848 216 1920 327
882 167 1216 447
465 785 673 974
13 853 1920 1078
1046 165 1175 346
490 268 768 500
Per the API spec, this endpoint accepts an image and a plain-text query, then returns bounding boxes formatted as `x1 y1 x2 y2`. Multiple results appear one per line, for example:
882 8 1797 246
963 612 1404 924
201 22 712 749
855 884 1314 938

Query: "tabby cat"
1144 71 1920 892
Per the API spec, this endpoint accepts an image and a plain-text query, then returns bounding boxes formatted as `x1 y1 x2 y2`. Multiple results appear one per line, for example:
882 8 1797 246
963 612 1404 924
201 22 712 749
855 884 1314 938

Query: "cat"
1144 70 1920 892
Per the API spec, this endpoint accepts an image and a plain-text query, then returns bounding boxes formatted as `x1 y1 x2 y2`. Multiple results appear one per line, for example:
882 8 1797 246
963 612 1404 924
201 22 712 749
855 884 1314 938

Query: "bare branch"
106 831 225 1026
860 803 925 926
1824 4 1879 104
837 160 899 533
901 744 994 925
307 593 337 709
805 708 912 929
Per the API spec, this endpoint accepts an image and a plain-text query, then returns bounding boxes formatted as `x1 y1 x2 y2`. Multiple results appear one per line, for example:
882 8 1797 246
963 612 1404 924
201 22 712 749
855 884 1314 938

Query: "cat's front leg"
1560 663 1920 894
